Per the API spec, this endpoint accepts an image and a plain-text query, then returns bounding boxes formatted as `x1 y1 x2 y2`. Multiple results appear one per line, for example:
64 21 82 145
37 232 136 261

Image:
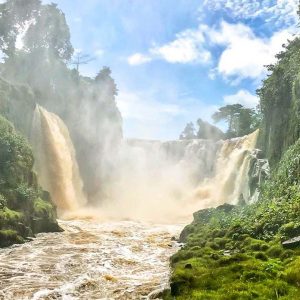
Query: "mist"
31 100 260 223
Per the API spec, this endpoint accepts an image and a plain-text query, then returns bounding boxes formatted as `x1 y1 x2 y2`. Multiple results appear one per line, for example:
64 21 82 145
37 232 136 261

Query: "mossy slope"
0 115 60 247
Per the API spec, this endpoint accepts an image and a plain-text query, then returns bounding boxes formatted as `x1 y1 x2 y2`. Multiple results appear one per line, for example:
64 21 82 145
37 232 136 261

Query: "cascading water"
99 130 259 222
193 130 259 208
31 105 86 214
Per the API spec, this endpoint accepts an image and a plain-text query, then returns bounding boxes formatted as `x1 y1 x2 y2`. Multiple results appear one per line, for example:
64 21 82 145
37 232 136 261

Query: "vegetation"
180 119 224 140
212 104 260 138
164 139 300 299
258 37 300 165
0 115 60 247
180 122 196 140
179 104 260 141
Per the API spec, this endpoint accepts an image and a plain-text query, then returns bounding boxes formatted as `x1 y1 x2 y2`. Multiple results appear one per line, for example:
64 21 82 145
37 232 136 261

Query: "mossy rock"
0 229 24 247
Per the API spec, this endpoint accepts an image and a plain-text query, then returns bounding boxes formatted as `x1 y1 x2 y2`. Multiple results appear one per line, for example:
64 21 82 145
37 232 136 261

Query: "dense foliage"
0 115 60 247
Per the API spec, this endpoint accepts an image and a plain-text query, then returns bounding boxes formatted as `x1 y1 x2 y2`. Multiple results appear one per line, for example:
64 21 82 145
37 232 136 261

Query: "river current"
0 220 182 300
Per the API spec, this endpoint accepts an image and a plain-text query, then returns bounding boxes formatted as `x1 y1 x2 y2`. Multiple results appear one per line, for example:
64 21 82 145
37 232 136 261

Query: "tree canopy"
179 122 196 140
212 104 259 138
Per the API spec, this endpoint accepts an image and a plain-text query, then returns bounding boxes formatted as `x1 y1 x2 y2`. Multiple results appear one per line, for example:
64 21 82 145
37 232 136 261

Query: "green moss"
0 229 24 247
285 258 300 286
266 245 284 258
255 252 268 261
0 207 22 226
33 198 55 219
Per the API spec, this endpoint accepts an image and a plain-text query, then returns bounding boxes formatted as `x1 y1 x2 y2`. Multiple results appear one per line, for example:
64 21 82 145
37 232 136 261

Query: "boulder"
282 236 300 249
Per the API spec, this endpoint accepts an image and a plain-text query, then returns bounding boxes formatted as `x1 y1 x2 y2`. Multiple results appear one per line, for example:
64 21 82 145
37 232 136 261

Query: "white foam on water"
0 220 182 300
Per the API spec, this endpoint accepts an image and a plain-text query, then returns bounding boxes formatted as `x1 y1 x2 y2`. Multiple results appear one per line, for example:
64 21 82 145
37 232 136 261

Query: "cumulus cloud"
127 27 211 66
208 21 293 81
150 29 211 64
127 19 292 83
127 53 152 65
224 90 259 108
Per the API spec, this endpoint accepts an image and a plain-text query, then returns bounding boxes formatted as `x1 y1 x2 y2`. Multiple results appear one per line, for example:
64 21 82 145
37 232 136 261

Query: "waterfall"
193 130 259 207
98 130 259 222
30 104 259 222
31 105 86 214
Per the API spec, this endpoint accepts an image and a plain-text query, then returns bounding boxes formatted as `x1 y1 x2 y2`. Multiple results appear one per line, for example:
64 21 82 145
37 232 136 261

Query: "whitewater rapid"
0 220 181 300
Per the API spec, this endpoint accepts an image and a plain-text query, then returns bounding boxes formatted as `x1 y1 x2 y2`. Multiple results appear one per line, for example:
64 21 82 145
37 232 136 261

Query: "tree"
212 104 257 138
212 104 243 136
0 0 41 57
95 67 118 98
0 1 73 61
71 52 95 72
179 122 196 140
196 118 224 141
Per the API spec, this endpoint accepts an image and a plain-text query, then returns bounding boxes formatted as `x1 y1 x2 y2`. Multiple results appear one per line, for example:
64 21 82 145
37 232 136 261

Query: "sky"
43 0 299 140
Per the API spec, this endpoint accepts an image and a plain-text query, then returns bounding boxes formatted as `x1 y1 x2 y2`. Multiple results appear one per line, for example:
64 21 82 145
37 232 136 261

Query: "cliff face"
0 115 60 247
258 38 300 166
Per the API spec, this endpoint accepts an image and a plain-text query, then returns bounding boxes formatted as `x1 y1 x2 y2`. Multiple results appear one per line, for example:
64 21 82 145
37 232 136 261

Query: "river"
0 220 182 300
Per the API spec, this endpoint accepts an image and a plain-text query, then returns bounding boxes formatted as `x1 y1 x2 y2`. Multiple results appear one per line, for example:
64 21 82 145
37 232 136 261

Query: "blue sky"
43 0 298 140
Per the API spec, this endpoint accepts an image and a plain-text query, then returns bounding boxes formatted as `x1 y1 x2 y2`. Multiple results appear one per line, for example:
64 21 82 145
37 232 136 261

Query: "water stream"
0 220 182 300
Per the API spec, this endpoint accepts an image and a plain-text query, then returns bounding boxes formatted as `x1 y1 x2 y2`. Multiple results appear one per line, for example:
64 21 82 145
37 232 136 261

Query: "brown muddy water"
0 220 182 300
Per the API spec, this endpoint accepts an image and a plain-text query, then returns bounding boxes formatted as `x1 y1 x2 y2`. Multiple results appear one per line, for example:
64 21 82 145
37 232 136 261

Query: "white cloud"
207 21 293 81
127 27 211 65
128 53 152 65
203 0 298 27
127 19 292 82
150 29 211 64
224 90 259 108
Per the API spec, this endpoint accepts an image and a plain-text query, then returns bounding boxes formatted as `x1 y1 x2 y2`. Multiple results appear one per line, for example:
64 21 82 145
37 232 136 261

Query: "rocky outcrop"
282 236 300 249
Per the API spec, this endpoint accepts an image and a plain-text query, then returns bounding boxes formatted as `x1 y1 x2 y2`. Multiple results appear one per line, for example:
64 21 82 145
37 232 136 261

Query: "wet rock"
32 217 63 234
282 236 300 249
216 203 235 213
